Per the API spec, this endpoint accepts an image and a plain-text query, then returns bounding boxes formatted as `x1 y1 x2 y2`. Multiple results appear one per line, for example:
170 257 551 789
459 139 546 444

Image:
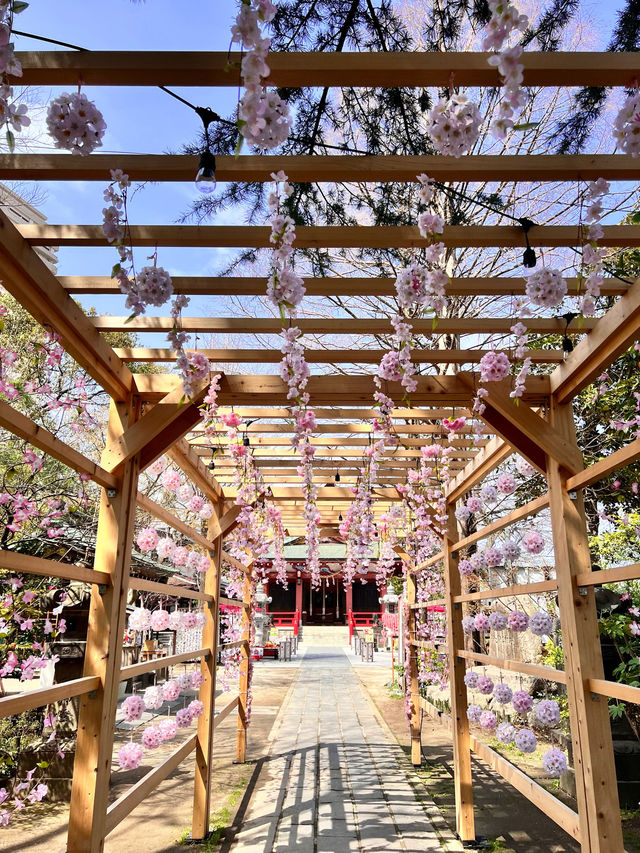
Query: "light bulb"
195 151 217 195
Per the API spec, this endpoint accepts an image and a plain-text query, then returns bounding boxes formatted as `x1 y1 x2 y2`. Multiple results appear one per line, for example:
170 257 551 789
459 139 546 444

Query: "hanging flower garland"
231 0 292 151
613 88 640 157
578 178 609 315
482 0 529 140
46 90 106 155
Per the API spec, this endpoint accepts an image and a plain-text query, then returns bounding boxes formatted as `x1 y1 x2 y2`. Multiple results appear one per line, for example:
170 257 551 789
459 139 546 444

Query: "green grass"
177 776 249 849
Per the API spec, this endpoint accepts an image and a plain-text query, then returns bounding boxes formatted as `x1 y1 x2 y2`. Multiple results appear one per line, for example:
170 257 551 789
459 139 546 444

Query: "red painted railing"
347 610 380 642
268 610 300 636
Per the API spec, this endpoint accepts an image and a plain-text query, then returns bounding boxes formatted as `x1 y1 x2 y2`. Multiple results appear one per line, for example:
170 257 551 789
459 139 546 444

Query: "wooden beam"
576 562 640 588
19 222 640 249
115 346 565 364
0 550 110 586
58 274 630 298
587 678 640 705
5 153 640 183
446 435 513 504
120 648 209 681
453 578 558 603
195 422 481 435
566 437 640 492
0 208 131 401
457 650 567 684
551 278 640 404
96 315 596 336
0 675 101 719
167 439 224 502
453 494 551 553
136 491 215 552
129 575 212 602
235 565 252 763
17 50 640 88
406 570 422 767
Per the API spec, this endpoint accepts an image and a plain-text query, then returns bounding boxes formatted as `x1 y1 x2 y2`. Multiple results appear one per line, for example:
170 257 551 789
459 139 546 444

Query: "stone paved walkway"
228 645 457 852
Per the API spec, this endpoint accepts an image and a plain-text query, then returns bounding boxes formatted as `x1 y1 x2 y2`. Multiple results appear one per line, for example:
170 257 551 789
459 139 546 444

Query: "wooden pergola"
0 48 639 853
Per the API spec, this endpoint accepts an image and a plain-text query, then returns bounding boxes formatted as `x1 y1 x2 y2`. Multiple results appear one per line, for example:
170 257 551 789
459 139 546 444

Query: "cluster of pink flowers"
613 90 640 157
426 93 482 157
232 0 292 150
394 262 448 319
0 768 49 828
483 0 529 139
46 91 106 155
479 349 510 382
267 172 305 313
579 178 609 315
509 320 531 400
525 267 567 310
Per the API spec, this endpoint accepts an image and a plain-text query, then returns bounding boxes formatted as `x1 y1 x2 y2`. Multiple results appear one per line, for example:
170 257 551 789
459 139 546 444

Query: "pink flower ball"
458 558 474 576
462 615 475 634
515 728 537 753
507 610 529 632
522 530 545 555
467 703 483 722
480 485 498 504
189 699 204 718
158 717 178 741
121 695 144 722
529 610 553 636
455 505 471 522
162 680 180 702
191 671 205 689
479 710 497 730
147 457 166 477
199 502 215 520
516 456 535 478
479 350 510 382
525 267 567 309
156 537 175 561
168 610 183 630
534 699 561 727
466 496 482 514
488 611 507 631
474 612 490 632
197 554 210 574
182 611 199 630
161 469 181 491
141 725 163 750
470 552 486 572
176 707 194 728
150 609 170 631
496 722 516 744
172 546 188 567
497 473 516 495
193 611 207 629
484 546 503 567
493 683 513 704
176 672 193 691
464 670 479 689
188 495 205 513
187 551 200 573
477 675 494 695
118 741 144 770
502 539 521 562
178 484 193 503
542 747 567 777
512 690 534 715
128 607 151 632
143 685 163 710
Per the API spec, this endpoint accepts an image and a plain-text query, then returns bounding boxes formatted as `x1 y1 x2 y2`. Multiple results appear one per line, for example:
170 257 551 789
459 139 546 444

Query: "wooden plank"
120 648 209 681
236 566 252 763
219 596 244 608
588 678 640 705
0 400 118 489
547 401 624 852
105 734 197 836
133 373 551 405
410 599 446 609
109 316 595 336
566 437 640 492
447 436 512 504
136 491 215 552
412 551 444 573
103 379 209 473
551 278 640 404
21 223 640 249
196 422 482 436
218 504 243 537
0 675 101 719
406 570 422 766
453 579 558 604
59 274 630 298
0 549 110 586
167 439 224 501
67 398 141 853
213 695 240 728
453 494 550 553
576 562 640 588
0 209 131 401
129 576 212 602
457 650 567 684
115 346 565 364
16 50 640 88
444 504 475 841
192 506 223 840
5 153 640 183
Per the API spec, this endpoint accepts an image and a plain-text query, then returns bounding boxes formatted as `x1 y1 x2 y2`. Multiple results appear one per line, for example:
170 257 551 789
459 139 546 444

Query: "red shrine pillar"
295 573 303 615
345 582 353 615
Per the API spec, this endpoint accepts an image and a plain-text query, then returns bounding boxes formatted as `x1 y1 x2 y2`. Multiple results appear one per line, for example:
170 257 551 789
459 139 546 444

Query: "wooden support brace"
406 570 422 767
235 566 253 764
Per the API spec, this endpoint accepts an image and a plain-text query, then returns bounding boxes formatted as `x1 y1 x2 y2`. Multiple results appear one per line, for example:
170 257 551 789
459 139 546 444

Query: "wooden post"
235 564 252 764
406 570 422 767
444 503 475 843
547 401 624 853
67 397 141 853
191 504 224 840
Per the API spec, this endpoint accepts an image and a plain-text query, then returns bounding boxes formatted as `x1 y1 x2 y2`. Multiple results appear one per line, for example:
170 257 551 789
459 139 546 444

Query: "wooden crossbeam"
550 277 640 404
0 209 131 401
566 437 640 492
98 316 596 335
59 274 630 298
191 407 472 420
17 50 640 88
136 491 215 552
0 550 111 586
192 437 480 451
115 346 566 364
446 435 513 503
166 439 224 502
4 153 640 183
194 423 481 435
18 223 640 248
